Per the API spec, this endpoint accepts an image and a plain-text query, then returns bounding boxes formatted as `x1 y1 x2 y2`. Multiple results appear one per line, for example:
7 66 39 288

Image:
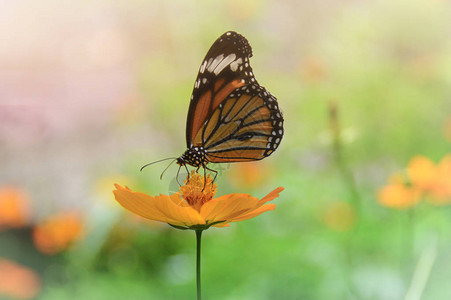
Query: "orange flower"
377 183 421 209
33 212 83 255
229 163 270 189
113 171 284 230
0 259 41 299
407 156 438 191
0 186 31 229
428 154 451 205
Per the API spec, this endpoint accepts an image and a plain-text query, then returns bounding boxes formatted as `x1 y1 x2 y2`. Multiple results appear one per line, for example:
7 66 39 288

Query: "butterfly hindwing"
191 84 283 163
186 31 258 147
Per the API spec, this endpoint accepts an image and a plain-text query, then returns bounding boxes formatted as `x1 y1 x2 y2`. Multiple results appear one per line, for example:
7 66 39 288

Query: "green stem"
329 101 361 213
329 101 361 298
407 207 415 266
195 229 203 300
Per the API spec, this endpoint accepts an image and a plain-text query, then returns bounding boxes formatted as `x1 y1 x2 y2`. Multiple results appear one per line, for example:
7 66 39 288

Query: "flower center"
180 171 217 211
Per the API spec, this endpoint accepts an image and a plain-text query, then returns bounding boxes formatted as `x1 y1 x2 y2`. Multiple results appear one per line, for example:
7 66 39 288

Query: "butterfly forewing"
186 31 258 147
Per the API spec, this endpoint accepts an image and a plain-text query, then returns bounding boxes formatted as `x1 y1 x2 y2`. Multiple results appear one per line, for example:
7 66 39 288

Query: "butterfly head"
177 146 207 168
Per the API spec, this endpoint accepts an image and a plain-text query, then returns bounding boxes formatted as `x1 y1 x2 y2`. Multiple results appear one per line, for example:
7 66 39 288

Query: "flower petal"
200 187 284 225
408 156 438 190
227 204 276 222
256 187 284 207
155 195 207 226
428 155 451 205
168 193 189 207
377 183 420 209
228 187 283 221
113 184 205 227
211 222 230 228
200 194 259 224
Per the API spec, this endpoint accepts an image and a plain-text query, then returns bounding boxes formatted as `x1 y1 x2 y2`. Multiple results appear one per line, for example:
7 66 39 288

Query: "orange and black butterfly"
144 31 284 181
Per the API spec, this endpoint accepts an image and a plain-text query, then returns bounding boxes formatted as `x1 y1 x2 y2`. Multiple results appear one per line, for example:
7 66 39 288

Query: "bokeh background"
1 0 451 299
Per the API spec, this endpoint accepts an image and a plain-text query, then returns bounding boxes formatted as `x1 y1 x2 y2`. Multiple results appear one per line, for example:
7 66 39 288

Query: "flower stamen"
180 171 217 211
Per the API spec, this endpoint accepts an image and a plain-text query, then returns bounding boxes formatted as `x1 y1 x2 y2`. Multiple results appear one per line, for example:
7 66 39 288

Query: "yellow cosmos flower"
33 212 83 255
0 186 31 229
0 259 41 300
113 172 284 230
377 183 421 209
428 154 451 205
407 156 438 191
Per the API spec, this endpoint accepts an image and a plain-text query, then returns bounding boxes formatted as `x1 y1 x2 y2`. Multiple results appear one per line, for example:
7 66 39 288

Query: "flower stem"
329 101 361 213
406 207 416 266
195 229 203 300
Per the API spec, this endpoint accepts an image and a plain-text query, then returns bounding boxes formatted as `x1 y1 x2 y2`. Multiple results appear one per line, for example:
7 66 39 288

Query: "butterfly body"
177 147 207 168
177 31 284 172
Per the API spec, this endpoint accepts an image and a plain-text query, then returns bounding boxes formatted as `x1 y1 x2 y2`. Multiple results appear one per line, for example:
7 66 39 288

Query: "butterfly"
143 31 284 182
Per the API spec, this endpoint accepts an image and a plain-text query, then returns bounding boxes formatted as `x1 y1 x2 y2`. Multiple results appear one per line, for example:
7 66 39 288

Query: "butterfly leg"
176 165 182 187
200 163 218 190
184 164 190 183
205 165 218 184
202 165 207 191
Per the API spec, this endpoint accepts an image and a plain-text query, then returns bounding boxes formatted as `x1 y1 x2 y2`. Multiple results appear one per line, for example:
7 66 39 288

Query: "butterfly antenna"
160 159 177 180
140 157 177 172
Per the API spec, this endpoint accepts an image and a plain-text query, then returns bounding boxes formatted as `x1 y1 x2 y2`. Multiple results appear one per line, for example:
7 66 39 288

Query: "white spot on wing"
213 53 236 75
205 57 213 69
207 54 224 72
230 58 243 72
200 61 207 73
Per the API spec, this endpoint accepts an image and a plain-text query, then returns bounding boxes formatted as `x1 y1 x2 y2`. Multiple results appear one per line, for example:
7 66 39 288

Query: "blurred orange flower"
378 154 451 208
33 212 83 255
0 259 41 299
229 163 270 189
407 156 438 191
113 171 284 230
0 186 31 229
428 155 451 205
377 183 421 209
